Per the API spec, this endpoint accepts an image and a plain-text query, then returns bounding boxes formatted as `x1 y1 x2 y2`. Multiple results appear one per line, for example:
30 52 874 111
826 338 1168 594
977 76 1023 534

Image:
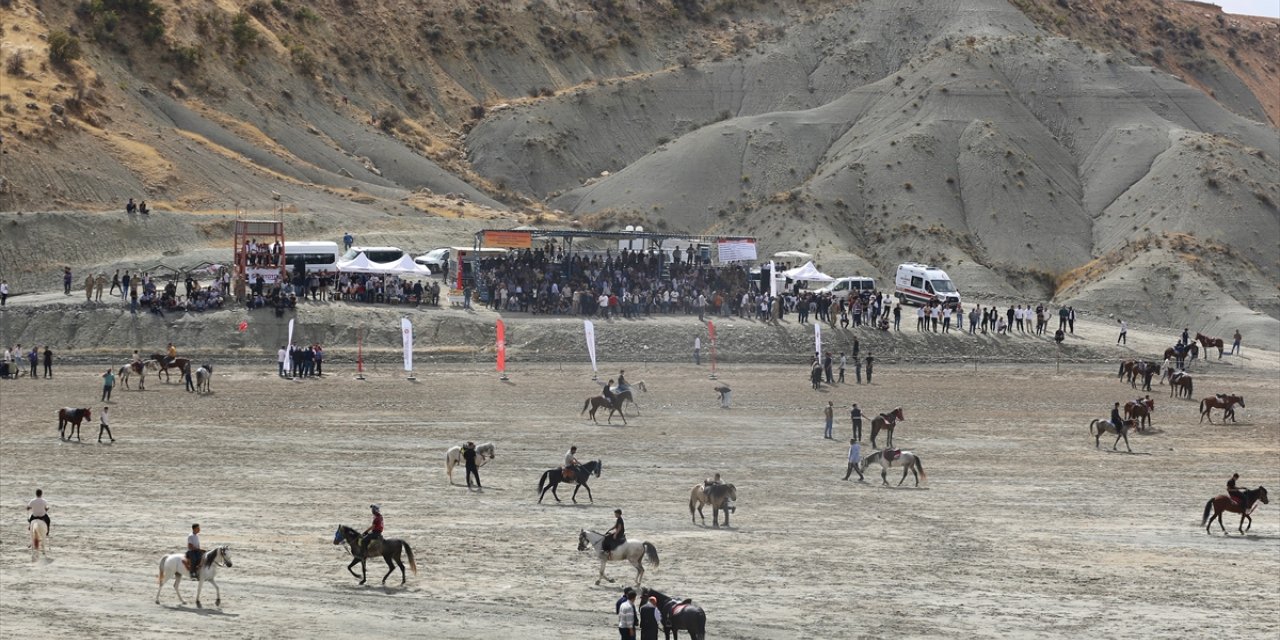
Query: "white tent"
781 261 835 282
336 252 377 272
379 254 434 276
773 250 813 260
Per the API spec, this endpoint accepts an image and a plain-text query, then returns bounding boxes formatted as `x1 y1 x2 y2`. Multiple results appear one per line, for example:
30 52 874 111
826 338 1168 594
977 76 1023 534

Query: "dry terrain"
0 360 1276 638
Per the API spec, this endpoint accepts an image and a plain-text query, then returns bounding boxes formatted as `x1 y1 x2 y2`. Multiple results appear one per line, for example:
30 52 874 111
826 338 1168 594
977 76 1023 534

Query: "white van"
284 241 340 273
415 247 508 276
342 246 405 264
895 263 960 306
816 277 877 301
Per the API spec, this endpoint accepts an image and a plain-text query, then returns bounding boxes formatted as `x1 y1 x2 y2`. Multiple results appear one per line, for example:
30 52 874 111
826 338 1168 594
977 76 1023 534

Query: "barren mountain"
1 0 1277 345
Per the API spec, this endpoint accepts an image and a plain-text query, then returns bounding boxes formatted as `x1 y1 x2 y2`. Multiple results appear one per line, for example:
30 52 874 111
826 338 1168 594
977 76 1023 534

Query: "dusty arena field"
1 362 1277 639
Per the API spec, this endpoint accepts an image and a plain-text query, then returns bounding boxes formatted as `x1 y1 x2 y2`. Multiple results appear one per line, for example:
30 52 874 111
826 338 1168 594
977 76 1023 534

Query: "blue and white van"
894 263 960 306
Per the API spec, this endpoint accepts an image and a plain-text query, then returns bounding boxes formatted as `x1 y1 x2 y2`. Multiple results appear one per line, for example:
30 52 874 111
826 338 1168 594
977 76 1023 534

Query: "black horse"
641 587 706 640
333 525 418 585
537 460 602 504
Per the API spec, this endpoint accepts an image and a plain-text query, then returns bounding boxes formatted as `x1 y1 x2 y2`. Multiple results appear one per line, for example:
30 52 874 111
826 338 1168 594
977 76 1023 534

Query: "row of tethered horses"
1113 333 1265 537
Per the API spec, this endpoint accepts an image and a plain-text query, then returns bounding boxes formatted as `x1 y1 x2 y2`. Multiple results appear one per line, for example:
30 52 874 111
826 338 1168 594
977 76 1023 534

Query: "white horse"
445 442 496 484
578 529 659 588
155 546 233 608
859 449 928 487
29 519 49 561
1089 418 1135 452
195 365 213 394
611 380 648 415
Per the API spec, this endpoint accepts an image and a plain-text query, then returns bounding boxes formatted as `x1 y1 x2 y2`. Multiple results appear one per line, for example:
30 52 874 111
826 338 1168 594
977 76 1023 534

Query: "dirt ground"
0 361 1276 639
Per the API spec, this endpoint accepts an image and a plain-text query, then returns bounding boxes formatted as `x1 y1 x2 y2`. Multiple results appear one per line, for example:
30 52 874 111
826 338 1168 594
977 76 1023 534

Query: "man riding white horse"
185 523 204 578
27 488 51 542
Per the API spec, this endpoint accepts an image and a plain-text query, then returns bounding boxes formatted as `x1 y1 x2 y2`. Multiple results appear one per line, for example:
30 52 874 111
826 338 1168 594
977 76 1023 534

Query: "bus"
284 241 340 273
342 246 406 264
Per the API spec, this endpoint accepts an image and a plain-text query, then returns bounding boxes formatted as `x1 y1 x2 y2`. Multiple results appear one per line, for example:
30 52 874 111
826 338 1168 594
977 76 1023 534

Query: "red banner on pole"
496 319 507 373
357 326 364 374
707 321 716 375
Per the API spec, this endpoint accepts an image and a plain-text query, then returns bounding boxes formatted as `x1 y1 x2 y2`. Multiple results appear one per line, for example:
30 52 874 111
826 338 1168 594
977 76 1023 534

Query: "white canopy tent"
781 261 835 282
379 254 434 276
773 250 813 260
336 252 377 273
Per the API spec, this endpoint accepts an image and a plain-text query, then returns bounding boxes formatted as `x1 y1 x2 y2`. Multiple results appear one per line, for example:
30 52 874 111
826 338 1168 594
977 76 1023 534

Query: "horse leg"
887 429 893 449
633 556 644 589
870 426 878 449
881 469 888 486
346 557 362 579
1215 510 1227 535
898 467 909 487
195 576 204 608
596 557 608 585
447 459 454 485
396 554 407 584
174 573 186 604
583 483 594 503
712 506 719 529
210 578 221 607
571 483 580 504
1121 432 1131 453
723 505 730 528
382 555 396 585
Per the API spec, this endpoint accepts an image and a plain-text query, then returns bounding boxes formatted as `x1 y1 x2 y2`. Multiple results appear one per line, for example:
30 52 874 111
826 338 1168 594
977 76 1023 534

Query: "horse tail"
1118 362 1124 378
1199 399 1207 414
689 489 698 517
915 457 927 484
1201 499 1214 526
1089 419 1099 436
537 470 550 493
1188 378 1193 397
403 540 418 575
581 398 590 415
158 556 166 584
643 542 660 569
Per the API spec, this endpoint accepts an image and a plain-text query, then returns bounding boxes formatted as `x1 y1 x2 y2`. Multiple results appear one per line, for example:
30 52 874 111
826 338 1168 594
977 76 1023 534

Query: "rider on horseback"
603 379 616 405
186 523 204 578
1110 402 1123 430
563 446 581 481
616 370 629 394
1227 473 1244 509
703 472 722 490
166 343 177 367
603 508 626 555
360 505 383 557
26 488 50 538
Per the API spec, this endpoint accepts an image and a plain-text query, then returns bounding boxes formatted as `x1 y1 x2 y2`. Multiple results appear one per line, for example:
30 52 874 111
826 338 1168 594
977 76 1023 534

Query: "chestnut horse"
1195 332 1224 359
1124 398 1154 431
149 354 191 383
1168 372 1193 399
870 407 905 449
57 408 92 441
1201 486 1268 535
1199 394 1244 423
581 395 626 425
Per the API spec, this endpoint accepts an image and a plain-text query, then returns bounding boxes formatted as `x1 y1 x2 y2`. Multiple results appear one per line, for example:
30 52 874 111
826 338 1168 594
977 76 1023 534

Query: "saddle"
562 466 577 481
667 599 693 617
886 449 902 461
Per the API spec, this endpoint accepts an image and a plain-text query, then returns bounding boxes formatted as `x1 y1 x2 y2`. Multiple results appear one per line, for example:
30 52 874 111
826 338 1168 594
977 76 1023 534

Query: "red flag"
707 321 716 342
496 319 506 373
707 321 716 375
237 321 248 332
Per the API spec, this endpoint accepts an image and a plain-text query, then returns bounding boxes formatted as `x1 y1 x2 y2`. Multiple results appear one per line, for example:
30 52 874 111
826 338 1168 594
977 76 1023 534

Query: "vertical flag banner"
356 326 365 375
707 320 717 376
584 320 598 373
814 323 822 356
496 319 507 373
769 261 778 298
401 317 414 372
284 318 295 373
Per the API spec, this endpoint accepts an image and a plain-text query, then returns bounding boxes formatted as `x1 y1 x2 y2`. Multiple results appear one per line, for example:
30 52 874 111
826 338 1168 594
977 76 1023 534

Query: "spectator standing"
639 596 662 640
1231 330 1241 355
95 273 107 302
102 368 116 402
0 279 8 306
853 354 862 384
843 439 863 481
343 232 354 251
28 347 39 378
63 267 72 295
694 336 701 366
823 401 835 439
837 352 846 384
462 441 482 490
1117 319 1127 345
42 346 53 379
1068 306 1076 333
121 271 131 299
617 589 638 639
277 345 287 377
84 274 94 301
893 303 901 331
110 270 121 296
850 403 863 441
865 354 874 384
183 365 195 393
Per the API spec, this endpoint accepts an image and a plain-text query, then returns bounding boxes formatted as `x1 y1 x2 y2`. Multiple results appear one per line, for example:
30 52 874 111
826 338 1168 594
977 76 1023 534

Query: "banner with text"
814 323 821 356
401 317 414 372
496 319 507 373
716 238 758 263
482 230 533 249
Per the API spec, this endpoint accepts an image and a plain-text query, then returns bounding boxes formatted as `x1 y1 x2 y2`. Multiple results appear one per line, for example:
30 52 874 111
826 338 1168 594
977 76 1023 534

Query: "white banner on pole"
769 260 777 298
584 320 598 373
284 318 295 373
401 317 414 372
814 323 822 356
716 238 757 263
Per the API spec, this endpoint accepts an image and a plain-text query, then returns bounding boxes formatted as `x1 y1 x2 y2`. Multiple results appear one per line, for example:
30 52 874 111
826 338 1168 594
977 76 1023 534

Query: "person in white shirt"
186 523 204 578
27 489 51 536
1117 319 1128 345
843 440 864 481
0 279 9 306
693 337 701 365
277 345 287 377
98 406 114 443
617 589 638 639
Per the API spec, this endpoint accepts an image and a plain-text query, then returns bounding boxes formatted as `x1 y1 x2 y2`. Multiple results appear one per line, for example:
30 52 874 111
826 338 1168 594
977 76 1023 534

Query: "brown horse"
1124 398 1154 431
1202 486 1268 535
1199 394 1244 423
1118 360 1139 382
1168 372 1193 399
149 354 191 383
1195 333 1224 359
871 407 905 449
581 395 626 425
58 408 92 441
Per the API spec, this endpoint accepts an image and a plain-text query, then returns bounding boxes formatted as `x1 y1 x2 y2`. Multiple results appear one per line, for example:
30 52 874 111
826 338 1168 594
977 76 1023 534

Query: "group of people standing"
811 351 873 389
0 344 53 379
277 344 325 378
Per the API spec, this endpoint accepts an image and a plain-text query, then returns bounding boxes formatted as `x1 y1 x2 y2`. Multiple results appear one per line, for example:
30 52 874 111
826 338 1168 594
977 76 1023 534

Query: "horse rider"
603 508 626 555
186 523 204 578
1227 473 1244 509
131 350 142 368
616 370 629 394
703 473 722 490
27 488 51 539
462 441 482 490
1110 402 1124 430
563 445 581 480
360 505 383 557
603 379 617 405
165 342 178 366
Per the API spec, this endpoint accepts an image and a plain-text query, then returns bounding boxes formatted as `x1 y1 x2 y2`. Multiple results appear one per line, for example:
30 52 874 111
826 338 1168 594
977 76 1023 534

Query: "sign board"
482 230 533 249
717 238 758 263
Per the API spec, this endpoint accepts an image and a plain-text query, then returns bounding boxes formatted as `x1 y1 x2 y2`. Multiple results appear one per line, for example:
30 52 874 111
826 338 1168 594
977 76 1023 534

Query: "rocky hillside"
1 0 1277 344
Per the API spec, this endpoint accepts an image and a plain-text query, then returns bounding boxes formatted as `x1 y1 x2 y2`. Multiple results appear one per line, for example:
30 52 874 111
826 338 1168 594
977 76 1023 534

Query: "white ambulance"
894 263 960 306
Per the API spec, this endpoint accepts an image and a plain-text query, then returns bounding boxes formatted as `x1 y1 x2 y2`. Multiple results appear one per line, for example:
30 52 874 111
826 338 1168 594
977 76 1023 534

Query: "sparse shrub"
377 106 403 132
48 30 83 66
5 52 27 77
231 11 259 49
677 53 693 68
170 45 202 73
295 6 319 24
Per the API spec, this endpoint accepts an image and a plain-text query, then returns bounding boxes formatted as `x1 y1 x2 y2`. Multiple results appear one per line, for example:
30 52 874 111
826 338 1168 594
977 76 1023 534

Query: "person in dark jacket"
639 595 662 640
1110 402 1124 431
462 441 482 490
